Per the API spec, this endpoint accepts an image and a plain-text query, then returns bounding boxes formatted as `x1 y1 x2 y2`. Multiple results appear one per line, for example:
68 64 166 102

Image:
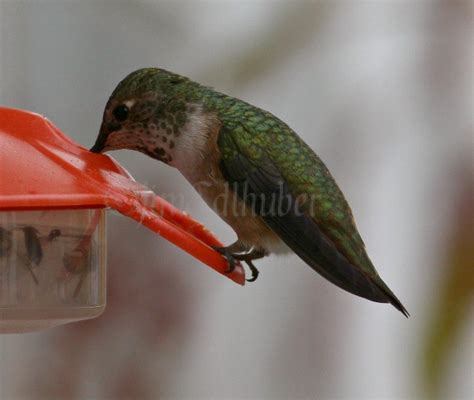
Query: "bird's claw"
225 256 236 273
211 245 237 273
244 260 259 282
211 245 260 282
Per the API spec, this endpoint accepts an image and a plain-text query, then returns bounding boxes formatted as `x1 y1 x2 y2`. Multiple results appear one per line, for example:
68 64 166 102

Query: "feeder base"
0 306 106 333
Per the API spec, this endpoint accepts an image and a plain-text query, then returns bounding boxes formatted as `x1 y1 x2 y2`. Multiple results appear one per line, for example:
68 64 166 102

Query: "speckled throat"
103 100 207 165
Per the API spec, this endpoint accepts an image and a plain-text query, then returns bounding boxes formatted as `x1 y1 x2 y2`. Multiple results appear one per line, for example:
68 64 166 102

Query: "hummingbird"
91 68 408 317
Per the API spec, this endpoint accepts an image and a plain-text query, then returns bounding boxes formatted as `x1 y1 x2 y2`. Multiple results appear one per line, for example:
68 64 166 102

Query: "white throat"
168 104 218 183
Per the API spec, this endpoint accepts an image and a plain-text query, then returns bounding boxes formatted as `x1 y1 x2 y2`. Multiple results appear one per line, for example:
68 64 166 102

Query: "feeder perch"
0 107 244 333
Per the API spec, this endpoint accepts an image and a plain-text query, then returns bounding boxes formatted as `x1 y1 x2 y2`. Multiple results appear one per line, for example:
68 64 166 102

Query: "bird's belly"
185 172 289 255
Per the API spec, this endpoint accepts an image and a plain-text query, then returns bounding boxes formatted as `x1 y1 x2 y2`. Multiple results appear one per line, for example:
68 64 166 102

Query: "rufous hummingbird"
91 68 408 316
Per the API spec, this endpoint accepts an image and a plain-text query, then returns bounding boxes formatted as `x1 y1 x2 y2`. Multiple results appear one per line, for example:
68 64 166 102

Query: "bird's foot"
212 245 237 273
241 259 259 282
212 244 265 282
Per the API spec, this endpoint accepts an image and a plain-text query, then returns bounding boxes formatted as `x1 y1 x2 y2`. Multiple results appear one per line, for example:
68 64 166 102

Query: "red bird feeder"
0 107 244 333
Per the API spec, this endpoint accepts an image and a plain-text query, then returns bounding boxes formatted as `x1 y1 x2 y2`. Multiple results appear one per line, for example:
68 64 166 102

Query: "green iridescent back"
207 94 375 275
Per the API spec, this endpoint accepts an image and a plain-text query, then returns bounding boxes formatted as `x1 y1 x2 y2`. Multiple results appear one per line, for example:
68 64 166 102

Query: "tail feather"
373 278 410 317
296 242 409 317
260 200 409 317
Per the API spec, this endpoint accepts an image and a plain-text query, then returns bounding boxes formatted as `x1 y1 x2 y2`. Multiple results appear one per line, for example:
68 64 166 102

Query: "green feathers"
216 99 366 267
212 91 407 315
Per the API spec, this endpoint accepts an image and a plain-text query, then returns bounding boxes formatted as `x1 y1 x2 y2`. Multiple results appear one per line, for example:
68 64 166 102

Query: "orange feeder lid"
0 107 245 285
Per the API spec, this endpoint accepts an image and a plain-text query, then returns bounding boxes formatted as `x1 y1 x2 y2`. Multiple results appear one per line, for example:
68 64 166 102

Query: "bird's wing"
217 115 408 316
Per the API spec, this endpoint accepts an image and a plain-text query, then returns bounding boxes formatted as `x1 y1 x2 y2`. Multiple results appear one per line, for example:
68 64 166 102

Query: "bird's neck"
168 104 222 184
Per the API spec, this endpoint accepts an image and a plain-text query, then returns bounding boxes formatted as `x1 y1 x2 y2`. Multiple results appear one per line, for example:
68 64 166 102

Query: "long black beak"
90 123 108 153
90 122 121 153
90 140 105 153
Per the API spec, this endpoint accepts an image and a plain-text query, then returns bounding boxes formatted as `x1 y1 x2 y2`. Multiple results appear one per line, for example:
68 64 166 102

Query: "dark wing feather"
218 124 408 316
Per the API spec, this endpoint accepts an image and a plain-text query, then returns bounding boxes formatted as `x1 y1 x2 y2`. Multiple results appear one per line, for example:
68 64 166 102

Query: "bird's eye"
112 104 129 122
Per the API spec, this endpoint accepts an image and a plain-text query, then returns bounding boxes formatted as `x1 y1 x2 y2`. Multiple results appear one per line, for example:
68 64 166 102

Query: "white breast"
168 104 218 185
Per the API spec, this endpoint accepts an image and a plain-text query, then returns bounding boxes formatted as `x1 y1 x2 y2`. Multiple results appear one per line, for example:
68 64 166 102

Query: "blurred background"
0 1 472 399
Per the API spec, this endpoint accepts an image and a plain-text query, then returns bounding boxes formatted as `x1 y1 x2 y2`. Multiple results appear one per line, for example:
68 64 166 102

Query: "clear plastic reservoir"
0 209 106 333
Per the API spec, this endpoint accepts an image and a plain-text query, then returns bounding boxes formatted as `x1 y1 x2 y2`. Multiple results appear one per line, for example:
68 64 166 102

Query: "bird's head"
90 68 192 163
